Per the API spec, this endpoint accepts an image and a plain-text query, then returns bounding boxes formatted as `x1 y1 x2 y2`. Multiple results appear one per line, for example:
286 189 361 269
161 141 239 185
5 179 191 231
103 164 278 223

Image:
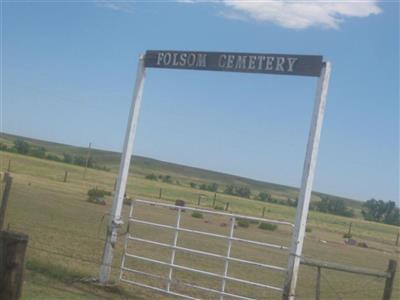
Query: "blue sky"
2 1 398 202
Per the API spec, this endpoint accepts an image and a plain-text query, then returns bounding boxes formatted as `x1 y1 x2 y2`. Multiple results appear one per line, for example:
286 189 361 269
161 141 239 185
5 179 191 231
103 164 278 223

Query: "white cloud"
220 0 382 29
95 0 134 13
96 0 382 29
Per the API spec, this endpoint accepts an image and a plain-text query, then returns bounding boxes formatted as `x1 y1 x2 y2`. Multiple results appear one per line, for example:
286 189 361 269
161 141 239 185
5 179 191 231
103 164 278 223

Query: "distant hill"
0 132 363 210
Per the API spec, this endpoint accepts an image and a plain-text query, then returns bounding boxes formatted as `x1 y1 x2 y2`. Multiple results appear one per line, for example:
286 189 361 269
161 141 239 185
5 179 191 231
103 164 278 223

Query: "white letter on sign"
248 56 256 70
235 56 247 69
172 53 179 66
218 55 227 68
265 56 275 70
287 57 298 72
157 53 165 65
196 54 207 67
179 53 187 66
187 53 196 66
227 55 235 68
275 57 285 72
163 53 172 65
257 56 265 70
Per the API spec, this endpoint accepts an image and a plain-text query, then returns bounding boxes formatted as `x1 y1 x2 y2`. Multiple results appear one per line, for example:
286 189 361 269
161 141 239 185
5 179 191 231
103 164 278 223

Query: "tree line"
361 199 399 226
143 173 400 227
0 139 109 171
145 173 175 184
190 179 399 226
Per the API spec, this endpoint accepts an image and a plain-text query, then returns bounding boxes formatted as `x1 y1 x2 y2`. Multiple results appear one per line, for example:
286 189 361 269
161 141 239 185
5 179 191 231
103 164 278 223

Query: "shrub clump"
305 227 312 233
224 184 251 198
145 173 158 180
199 183 219 192
191 211 203 219
87 188 111 199
87 188 111 205
214 205 224 211
258 222 278 231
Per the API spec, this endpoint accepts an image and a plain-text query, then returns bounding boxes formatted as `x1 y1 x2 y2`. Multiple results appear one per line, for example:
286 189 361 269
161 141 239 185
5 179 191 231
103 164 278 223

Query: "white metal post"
221 217 235 300
167 209 182 291
99 54 146 284
283 62 331 300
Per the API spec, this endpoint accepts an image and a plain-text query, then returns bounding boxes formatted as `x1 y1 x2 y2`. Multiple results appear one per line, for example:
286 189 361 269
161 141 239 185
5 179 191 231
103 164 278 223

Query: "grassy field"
0 133 364 212
0 139 399 299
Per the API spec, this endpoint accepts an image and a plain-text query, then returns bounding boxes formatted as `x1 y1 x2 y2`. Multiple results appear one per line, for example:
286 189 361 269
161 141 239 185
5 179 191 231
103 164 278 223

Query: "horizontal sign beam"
145 50 323 77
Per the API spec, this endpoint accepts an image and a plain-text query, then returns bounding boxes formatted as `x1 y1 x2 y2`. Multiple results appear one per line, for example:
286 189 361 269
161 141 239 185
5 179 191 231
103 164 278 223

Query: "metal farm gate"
119 199 294 299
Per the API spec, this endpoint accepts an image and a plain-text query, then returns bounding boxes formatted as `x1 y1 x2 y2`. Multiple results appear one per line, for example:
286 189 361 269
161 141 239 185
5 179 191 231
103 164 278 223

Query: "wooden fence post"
213 193 216 207
0 175 13 230
7 160 11 172
315 266 321 300
2 172 10 183
197 195 201 206
159 188 162 199
63 171 68 183
262 207 266 218
0 231 29 300
382 259 397 300
225 202 230 211
347 222 353 237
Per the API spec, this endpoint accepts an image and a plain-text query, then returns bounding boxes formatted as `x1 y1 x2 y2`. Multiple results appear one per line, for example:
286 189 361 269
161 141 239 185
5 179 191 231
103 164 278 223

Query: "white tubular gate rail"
120 199 294 300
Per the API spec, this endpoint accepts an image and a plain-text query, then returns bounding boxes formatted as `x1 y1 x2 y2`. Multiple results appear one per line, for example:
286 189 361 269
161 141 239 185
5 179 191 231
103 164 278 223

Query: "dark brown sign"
145 50 323 77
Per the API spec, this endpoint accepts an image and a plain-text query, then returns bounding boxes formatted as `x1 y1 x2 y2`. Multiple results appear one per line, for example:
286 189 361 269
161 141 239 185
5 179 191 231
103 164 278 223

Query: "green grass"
0 141 399 299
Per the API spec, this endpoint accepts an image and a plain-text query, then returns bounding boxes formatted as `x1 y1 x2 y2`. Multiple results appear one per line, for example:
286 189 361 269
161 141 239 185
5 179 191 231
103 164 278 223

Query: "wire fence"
298 257 396 300
4 226 397 300
2 201 398 300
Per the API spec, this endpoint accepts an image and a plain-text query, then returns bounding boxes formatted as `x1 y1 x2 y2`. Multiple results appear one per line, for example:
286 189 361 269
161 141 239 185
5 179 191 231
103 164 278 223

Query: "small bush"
224 184 251 198
237 219 250 228
256 192 271 202
306 227 312 233
191 211 203 219
258 222 278 231
30 147 46 158
87 188 111 200
357 242 368 248
145 173 158 180
87 188 108 206
162 175 173 183
199 183 219 192
343 233 352 239
214 205 224 210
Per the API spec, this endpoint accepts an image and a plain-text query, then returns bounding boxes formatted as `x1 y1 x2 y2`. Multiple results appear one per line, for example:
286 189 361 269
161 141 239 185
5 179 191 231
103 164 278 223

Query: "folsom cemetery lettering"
145 50 323 77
